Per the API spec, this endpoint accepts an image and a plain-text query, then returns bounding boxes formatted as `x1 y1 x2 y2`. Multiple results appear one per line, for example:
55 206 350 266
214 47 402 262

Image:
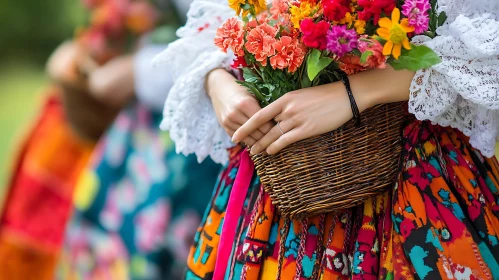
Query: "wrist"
348 66 414 110
346 74 377 113
206 68 230 99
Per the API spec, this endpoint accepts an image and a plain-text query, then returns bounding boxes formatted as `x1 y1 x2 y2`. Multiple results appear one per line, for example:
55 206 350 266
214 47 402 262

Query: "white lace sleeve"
408 0 499 157
134 44 172 112
153 0 236 164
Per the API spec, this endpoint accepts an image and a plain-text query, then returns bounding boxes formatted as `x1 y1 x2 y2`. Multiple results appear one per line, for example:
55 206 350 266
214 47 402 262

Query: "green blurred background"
0 0 85 185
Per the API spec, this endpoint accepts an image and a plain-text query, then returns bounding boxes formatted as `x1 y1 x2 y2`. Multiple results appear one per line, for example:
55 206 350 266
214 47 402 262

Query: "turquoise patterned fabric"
58 103 220 280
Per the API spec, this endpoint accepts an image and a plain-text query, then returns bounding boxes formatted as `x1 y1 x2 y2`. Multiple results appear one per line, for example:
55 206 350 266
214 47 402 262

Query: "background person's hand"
206 68 273 147
45 41 135 141
88 55 135 108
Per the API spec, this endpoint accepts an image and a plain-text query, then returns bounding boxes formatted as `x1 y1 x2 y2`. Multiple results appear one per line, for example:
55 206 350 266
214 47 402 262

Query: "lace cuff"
154 0 236 164
408 12 499 157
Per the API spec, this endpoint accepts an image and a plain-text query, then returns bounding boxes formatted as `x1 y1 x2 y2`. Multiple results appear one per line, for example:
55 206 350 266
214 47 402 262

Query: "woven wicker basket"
251 102 405 218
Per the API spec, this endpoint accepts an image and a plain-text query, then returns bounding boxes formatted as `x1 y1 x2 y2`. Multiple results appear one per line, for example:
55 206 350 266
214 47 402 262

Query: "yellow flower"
229 0 267 17
335 12 354 25
354 20 366 34
290 2 314 28
376 8 414 59
249 0 267 15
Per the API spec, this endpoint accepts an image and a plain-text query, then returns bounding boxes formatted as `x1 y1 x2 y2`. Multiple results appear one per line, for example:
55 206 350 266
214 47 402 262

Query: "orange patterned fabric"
0 89 94 279
186 121 499 279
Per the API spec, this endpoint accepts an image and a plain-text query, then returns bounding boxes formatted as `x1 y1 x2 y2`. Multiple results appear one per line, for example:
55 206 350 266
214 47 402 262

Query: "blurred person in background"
0 0 219 279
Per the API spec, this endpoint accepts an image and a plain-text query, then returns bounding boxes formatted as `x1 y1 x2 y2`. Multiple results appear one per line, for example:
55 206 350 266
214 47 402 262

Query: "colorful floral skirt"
186 120 499 280
0 91 94 280
57 103 221 280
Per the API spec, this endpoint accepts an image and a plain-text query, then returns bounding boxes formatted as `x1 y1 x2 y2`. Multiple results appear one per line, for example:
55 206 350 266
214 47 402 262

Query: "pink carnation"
326 25 358 57
214 17 245 56
402 0 430 34
245 23 278 66
270 36 306 73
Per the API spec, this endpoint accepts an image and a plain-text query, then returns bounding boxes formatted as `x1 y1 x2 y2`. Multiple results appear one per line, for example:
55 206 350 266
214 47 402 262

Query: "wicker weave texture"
251 102 405 218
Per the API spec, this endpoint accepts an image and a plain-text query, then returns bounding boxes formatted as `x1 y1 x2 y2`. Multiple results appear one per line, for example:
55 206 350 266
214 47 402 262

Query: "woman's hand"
88 55 135 108
206 68 274 147
232 67 415 155
46 41 87 91
45 41 134 141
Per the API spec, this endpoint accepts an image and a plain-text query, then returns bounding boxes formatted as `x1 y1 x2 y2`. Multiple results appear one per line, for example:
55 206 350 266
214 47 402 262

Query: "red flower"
323 0 351 22
358 0 396 24
300 19 330 50
231 56 248 68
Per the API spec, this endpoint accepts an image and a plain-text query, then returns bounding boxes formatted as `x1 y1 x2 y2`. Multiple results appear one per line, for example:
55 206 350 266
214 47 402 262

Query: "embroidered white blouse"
155 0 499 164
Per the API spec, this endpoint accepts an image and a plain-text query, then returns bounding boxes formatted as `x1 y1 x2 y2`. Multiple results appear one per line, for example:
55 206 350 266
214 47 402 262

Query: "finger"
226 113 264 140
227 129 256 146
224 121 242 132
228 119 265 140
234 102 283 143
238 103 269 140
266 129 304 155
274 113 283 122
249 130 265 141
242 136 256 147
250 121 293 155
259 121 275 135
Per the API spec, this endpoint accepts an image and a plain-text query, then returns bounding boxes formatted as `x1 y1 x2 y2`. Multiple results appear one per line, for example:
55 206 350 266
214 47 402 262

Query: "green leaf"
301 70 312 88
351 49 362 56
389 44 441 71
242 67 261 82
438 12 447 27
360 51 373 64
237 81 269 106
306 49 333 81
241 3 251 10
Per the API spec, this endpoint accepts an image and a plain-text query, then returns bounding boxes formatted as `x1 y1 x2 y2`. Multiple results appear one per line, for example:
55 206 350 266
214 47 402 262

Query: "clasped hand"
209 67 412 156
233 82 365 155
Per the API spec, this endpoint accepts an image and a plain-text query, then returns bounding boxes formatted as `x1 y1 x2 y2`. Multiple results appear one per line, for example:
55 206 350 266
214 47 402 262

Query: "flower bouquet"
76 0 159 70
215 0 445 217
60 0 159 140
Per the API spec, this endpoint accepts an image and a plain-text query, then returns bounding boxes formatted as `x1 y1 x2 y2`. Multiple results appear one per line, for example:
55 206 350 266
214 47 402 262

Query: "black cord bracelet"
338 71 361 127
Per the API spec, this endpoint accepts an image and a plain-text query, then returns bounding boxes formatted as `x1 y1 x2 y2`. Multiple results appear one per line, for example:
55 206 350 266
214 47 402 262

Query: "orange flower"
270 36 306 73
376 8 414 59
339 54 365 75
245 23 278 66
214 17 245 56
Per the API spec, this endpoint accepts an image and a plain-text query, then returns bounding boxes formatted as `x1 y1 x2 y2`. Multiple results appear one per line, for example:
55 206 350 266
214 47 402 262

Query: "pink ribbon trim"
213 150 254 280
